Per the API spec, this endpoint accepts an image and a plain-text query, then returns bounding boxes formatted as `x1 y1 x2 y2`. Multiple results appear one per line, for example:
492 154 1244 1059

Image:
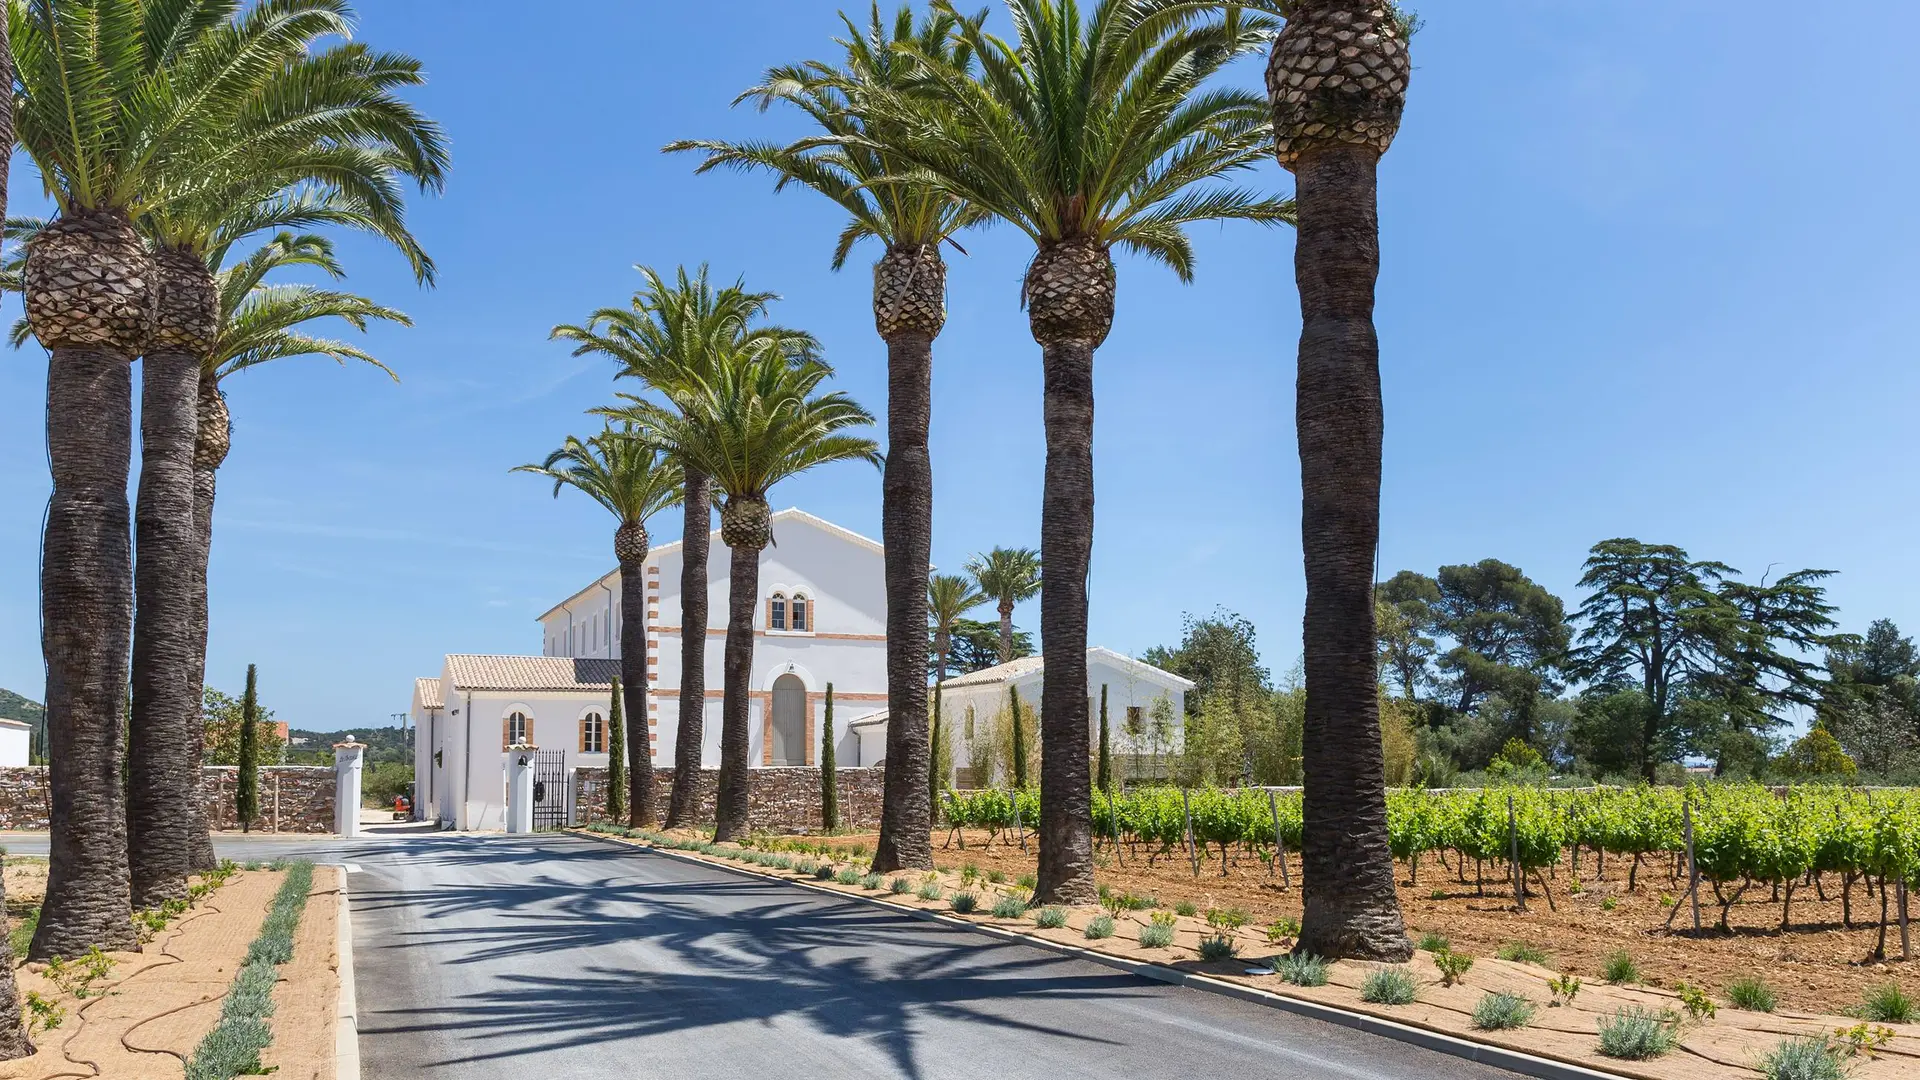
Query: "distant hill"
287 725 411 766
0 687 44 729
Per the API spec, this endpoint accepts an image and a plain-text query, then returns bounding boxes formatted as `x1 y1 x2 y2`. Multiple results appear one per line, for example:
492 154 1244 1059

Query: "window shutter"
502 715 510 750
526 716 535 748
579 715 588 753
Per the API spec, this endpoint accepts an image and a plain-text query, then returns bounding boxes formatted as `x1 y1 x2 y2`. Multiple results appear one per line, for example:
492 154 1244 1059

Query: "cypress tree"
607 676 628 824
821 683 838 830
1009 683 1027 789
1097 684 1111 794
235 664 259 832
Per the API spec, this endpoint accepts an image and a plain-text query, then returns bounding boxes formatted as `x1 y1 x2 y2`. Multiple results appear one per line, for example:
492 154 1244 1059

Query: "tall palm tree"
514 430 683 827
870 0 1293 905
7 0 439 954
556 265 820 827
6 223 415 873
1267 0 1414 961
666 3 986 873
966 547 1040 665
928 572 985 797
614 356 879 842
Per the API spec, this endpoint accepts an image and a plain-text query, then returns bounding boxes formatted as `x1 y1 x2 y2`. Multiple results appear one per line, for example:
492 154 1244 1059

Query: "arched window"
790 593 809 632
580 711 606 754
770 674 807 765
504 710 532 749
768 592 788 631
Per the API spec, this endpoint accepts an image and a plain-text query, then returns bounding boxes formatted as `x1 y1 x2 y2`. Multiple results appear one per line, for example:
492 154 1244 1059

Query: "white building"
852 647 1192 787
412 507 1190 829
0 717 30 767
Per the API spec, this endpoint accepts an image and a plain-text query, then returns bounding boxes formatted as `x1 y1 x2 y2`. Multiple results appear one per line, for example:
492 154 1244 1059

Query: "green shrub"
1416 931 1449 952
889 876 912 895
1205 906 1249 931
1433 947 1473 987
1174 900 1197 917
1017 873 1037 890
1726 977 1776 1012
770 855 795 871
1198 933 1239 961
1471 992 1535 1031
1034 906 1068 929
916 880 944 901
1360 967 1418 1005
1084 914 1116 940
1601 896 1617 911
795 859 819 876
1547 974 1582 1006
1601 950 1640 984
833 867 860 885
1859 982 1915 1023
1138 921 1175 948
990 894 1028 918
1496 941 1549 965
1265 916 1301 943
1273 952 1329 987
959 863 981 886
859 873 884 890
1595 1007 1681 1060
1758 1037 1846 1080
1674 982 1717 1020
986 868 1007 885
949 891 979 914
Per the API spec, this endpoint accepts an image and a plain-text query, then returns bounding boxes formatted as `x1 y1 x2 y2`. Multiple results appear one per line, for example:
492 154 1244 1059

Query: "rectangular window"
1126 705 1144 729
791 596 808 632
770 596 787 631
505 712 530 748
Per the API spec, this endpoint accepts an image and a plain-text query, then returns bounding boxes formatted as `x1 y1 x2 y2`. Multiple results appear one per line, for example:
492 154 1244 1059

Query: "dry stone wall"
574 766 886 832
0 765 335 833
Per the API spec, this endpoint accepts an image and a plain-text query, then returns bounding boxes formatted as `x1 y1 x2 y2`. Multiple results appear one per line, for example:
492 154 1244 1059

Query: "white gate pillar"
333 739 366 837
506 746 537 834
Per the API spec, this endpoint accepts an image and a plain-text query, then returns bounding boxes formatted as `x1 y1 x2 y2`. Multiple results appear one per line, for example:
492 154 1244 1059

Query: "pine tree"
235 665 259 833
607 676 628 824
821 684 839 830
1009 684 1028 789
1097 684 1112 794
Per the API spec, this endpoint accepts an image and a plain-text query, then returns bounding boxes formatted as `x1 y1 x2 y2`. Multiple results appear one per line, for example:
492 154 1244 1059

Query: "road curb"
573 831 1626 1080
335 866 360 1080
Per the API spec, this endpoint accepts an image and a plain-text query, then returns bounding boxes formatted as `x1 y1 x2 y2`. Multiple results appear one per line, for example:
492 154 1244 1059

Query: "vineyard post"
1509 794 1525 913
1181 787 1199 878
1269 788 1290 887
1683 798 1701 932
1899 878 1910 960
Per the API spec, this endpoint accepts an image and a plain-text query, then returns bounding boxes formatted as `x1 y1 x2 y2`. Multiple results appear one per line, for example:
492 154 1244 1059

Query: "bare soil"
259 866 342 1080
811 827 1916 1017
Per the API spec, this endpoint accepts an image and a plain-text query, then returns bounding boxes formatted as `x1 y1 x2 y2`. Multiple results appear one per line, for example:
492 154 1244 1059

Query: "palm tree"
666 3 986 874
9 0 440 953
556 265 820 827
615 356 879 842
966 547 1041 666
928 573 985 797
1267 0 1414 961
868 0 1293 905
514 430 683 827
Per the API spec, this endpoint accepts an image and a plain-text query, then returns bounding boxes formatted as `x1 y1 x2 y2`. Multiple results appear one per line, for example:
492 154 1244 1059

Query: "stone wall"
574 766 888 832
0 765 335 834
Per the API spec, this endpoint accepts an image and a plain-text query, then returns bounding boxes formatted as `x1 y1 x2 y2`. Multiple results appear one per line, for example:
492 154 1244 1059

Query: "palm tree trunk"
616 541 656 827
712 537 760 842
1292 145 1412 962
184 374 228 871
28 210 149 960
873 319 935 873
997 600 1015 665
1025 236 1110 907
128 248 216 908
0 24 32 1056
666 470 711 827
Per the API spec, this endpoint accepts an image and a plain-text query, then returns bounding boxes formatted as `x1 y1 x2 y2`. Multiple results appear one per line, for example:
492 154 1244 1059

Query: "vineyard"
941 783 1920 950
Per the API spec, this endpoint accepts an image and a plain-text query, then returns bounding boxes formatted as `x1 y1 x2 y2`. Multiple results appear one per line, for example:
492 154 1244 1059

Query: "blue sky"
2 2 1916 731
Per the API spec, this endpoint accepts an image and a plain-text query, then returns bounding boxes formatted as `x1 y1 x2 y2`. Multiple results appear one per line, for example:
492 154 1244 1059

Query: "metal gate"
532 749 568 830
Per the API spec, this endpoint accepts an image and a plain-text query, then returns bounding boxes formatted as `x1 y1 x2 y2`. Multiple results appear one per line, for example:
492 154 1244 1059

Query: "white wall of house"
535 509 886 774
0 719 29 767
433 680 617 831
857 648 1191 785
